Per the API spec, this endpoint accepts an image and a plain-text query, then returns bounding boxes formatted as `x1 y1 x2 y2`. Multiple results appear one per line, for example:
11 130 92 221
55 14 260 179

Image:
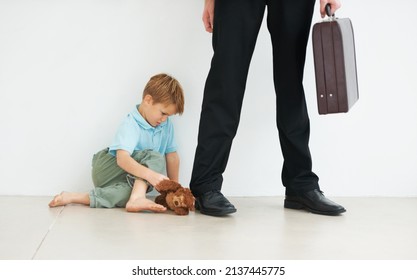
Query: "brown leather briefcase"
312 5 359 114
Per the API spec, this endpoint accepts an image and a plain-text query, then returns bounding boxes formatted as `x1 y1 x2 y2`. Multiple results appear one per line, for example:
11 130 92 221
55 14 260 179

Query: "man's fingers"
202 14 213 33
320 1 342 18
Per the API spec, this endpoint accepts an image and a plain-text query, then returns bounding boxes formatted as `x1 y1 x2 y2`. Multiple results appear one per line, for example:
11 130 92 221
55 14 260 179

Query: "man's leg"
267 0 345 215
267 0 318 193
190 0 266 216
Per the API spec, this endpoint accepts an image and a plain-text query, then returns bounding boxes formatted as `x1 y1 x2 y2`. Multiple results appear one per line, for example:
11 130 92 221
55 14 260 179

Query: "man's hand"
320 0 341 18
202 0 215 33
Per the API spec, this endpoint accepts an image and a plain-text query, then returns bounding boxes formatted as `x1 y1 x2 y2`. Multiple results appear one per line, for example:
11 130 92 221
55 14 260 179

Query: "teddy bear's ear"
183 188 195 211
156 179 182 192
155 194 168 208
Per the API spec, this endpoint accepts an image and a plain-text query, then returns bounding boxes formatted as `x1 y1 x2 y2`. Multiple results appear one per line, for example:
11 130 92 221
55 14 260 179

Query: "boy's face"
141 95 177 127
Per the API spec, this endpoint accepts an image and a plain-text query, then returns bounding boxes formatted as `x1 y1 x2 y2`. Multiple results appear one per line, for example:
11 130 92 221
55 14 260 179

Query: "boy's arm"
116 149 168 188
165 152 180 182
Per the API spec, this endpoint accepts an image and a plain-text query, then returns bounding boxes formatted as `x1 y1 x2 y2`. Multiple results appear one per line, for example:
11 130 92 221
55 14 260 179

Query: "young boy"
49 73 185 213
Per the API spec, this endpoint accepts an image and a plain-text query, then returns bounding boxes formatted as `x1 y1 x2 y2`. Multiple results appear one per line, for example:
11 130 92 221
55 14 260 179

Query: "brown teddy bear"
155 180 195 215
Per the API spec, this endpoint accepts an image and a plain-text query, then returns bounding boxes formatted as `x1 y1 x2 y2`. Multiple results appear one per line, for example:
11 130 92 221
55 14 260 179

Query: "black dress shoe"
195 190 237 216
284 189 346 216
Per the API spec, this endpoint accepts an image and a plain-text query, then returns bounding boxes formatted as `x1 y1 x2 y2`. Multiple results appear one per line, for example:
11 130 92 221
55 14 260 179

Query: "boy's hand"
116 149 169 189
145 170 169 191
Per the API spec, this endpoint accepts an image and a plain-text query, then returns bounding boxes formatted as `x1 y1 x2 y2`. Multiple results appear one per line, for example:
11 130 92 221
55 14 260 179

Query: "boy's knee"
132 149 166 174
90 183 131 208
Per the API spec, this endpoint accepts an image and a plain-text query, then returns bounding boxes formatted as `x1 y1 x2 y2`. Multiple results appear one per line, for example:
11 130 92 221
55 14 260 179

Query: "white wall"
0 0 416 197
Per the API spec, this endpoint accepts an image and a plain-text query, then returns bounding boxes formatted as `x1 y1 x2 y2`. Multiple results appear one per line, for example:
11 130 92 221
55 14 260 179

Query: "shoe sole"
195 201 237 217
284 199 346 216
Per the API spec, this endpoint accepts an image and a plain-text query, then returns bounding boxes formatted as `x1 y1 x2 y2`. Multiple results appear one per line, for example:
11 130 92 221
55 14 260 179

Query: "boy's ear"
143 94 154 105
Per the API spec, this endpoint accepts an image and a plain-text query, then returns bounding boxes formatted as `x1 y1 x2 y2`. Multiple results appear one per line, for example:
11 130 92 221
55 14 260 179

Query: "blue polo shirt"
108 105 177 156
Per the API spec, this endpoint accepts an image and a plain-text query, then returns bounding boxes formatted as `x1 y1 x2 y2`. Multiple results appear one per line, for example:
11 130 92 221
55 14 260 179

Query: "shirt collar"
131 104 167 130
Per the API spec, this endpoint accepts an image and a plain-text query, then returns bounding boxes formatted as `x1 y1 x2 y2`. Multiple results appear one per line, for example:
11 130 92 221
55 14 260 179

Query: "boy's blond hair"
143 73 184 115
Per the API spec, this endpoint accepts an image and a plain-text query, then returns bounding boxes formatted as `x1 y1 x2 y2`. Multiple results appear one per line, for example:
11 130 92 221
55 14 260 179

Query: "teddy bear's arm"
174 207 189 215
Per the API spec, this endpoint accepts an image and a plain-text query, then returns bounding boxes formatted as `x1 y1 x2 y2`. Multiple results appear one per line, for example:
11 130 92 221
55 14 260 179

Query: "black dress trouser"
190 0 320 197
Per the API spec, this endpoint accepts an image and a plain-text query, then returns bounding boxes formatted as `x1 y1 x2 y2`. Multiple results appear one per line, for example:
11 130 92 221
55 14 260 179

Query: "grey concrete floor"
1 196 416 260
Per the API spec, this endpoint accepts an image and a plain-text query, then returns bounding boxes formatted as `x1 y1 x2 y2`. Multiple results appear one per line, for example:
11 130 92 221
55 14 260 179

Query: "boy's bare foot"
48 192 90 207
126 197 167 213
49 192 70 207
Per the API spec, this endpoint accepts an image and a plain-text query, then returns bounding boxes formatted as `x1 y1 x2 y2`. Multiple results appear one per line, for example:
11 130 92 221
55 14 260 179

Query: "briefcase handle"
325 3 336 19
